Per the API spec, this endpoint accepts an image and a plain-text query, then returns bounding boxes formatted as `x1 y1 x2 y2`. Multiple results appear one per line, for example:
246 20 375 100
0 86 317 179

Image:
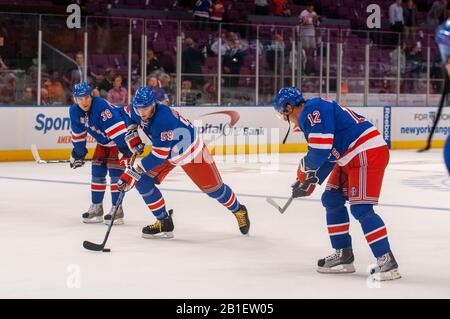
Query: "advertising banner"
0 104 405 161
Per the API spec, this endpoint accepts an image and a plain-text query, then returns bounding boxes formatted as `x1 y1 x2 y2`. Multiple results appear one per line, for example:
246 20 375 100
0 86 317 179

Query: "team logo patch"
80 117 85 124
351 187 358 197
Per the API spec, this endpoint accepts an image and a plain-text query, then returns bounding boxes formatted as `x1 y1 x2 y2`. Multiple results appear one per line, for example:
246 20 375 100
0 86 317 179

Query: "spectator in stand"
97 67 116 98
390 42 407 75
340 80 349 95
18 86 34 105
181 80 199 106
272 0 291 16
427 0 447 26
299 3 320 50
107 74 127 106
406 42 424 91
404 0 418 41
194 0 212 30
65 51 98 88
210 0 225 26
40 88 50 105
158 72 173 104
211 31 250 56
389 0 404 40
378 79 392 94
146 49 161 75
44 70 65 105
255 0 269 15
222 34 246 88
148 75 169 104
0 56 17 104
182 37 205 90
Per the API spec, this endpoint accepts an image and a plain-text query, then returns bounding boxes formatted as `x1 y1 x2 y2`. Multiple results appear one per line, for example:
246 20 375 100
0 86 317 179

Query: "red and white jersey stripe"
337 127 386 166
168 134 203 166
308 133 334 150
104 121 127 140
151 146 171 160
71 131 87 143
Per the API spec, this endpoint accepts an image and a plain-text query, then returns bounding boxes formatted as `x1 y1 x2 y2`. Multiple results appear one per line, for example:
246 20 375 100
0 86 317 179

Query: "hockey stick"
266 196 294 214
418 74 448 152
31 144 116 164
83 190 126 252
82 153 137 253
282 117 291 144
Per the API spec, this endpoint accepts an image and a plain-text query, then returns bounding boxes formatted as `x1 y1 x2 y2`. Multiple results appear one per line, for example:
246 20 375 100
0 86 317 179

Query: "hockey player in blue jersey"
430 19 450 175
69 82 133 225
274 87 401 281
116 87 250 238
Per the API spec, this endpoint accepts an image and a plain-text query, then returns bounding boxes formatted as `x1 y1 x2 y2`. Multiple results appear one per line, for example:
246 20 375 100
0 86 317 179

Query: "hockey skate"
82 204 104 223
104 205 124 225
142 210 174 239
370 252 401 281
234 204 250 235
317 248 356 274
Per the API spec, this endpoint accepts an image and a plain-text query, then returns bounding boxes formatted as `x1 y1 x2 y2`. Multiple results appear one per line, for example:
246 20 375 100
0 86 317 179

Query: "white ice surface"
0 150 449 298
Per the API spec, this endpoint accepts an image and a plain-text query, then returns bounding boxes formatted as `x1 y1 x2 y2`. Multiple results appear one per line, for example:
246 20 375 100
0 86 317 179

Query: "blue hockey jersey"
298 97 386 178
123 103 202 172
194 0 212 18
69 96 129 157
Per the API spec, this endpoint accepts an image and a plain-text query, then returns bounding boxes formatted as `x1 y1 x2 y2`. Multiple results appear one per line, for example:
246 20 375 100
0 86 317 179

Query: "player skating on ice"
117 87 250 238
274 87 401 281
69 82 134 225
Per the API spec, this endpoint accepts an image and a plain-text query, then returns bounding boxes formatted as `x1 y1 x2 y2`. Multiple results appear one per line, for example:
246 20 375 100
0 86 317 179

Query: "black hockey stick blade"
83 240 106 251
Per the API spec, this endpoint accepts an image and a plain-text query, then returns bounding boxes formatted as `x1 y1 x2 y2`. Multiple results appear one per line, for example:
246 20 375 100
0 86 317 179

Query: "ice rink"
0 149 449 299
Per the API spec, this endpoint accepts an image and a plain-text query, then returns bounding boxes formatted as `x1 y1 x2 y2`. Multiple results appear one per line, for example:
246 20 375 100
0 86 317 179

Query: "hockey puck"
102 248 111 252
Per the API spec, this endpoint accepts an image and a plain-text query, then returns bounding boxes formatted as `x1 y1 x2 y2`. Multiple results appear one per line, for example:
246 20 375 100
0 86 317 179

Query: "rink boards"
0 105 449 161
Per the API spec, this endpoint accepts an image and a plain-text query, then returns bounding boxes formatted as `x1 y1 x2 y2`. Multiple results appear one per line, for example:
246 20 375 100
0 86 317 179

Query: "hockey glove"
291 180 316 198
118 148 134 169
292 157 319 198
70 149 86 169
125 125 145 156
118 166 141 192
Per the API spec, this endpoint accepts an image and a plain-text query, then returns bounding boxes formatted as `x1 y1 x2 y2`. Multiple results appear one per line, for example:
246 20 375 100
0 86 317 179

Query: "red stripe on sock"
327 224 349 234
148 198 165 211
366 228 387 244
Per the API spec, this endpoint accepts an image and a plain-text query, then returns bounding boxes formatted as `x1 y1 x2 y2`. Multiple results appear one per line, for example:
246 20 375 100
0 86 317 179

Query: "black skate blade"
83 240 105 251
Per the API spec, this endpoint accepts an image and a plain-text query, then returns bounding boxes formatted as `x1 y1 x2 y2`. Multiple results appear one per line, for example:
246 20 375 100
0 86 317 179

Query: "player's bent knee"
135 174 156 194
321 190 346 209
350 204 374 221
